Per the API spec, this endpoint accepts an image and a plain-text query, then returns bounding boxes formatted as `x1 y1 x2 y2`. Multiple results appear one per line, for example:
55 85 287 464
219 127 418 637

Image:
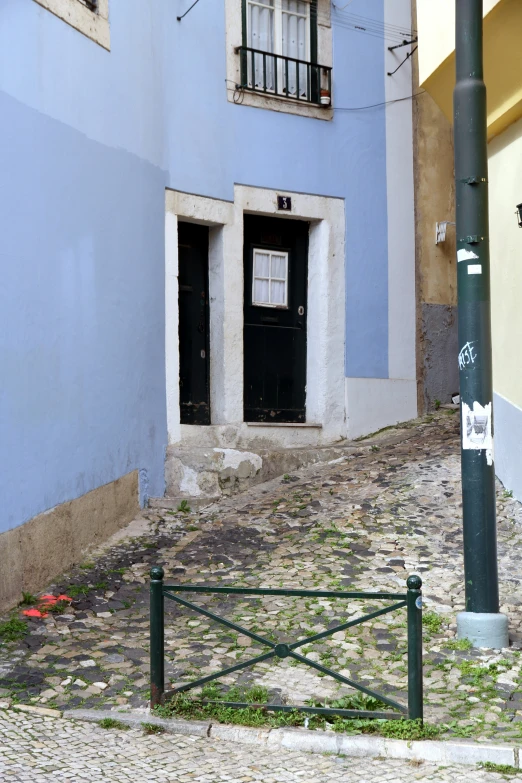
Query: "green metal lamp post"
454 0 508 648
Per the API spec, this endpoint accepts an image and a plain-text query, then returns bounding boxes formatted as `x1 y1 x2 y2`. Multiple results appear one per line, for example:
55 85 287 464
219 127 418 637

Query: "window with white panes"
252 249 289 308
246 0 314 98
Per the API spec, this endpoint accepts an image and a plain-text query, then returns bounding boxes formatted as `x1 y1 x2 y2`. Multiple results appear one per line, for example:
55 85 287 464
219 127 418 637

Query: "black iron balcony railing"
238 46 332 106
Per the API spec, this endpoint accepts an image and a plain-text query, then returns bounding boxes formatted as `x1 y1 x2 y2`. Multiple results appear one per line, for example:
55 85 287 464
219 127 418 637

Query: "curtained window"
246 0 312 98
252 249 289 308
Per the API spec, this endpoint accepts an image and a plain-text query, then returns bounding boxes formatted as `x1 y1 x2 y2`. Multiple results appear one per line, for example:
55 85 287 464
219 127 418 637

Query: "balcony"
237 47 332 107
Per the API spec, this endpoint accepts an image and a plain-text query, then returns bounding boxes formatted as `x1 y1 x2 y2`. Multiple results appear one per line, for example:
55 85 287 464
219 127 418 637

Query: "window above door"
225 0 333 119
252 248 289 308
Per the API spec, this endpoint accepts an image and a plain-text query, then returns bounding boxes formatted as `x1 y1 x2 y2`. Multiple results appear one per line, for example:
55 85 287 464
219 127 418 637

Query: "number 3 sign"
277 196 292 211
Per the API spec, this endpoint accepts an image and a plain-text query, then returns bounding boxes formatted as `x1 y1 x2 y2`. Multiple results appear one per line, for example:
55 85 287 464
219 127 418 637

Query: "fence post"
406 574 423 721
150 566 165 708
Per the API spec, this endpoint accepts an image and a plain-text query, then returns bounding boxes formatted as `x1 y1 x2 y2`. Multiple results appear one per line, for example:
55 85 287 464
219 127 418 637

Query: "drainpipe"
454 0 508 648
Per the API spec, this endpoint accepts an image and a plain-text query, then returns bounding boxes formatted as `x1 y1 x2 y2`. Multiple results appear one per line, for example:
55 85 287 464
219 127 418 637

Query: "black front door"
178 221 210 425
243 215 308 423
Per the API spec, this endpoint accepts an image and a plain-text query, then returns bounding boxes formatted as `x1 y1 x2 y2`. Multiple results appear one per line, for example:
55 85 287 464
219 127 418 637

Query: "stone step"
147 496 220 511
162 442 359 502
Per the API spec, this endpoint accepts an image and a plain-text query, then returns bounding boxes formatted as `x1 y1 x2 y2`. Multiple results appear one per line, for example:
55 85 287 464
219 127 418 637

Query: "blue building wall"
0 0 168 532
165 0 389 378
0 0 393 533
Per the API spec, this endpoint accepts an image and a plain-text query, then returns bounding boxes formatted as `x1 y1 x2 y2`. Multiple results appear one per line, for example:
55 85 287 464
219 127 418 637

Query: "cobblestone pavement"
0 709 520 783
2 411 522 745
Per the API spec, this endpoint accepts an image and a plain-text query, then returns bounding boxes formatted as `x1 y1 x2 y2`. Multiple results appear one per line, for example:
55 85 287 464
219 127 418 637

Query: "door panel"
243 215 308 422
178 222 210 425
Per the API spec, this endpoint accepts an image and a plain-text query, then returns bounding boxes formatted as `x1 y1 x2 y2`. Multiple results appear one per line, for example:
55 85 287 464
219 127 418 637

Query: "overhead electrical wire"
317 7 416 43
338 10 417 35
176 0 416 44
225 80 426 112
329 17 415 42
330 6 416 31
335 90 425 112
330 21 412 44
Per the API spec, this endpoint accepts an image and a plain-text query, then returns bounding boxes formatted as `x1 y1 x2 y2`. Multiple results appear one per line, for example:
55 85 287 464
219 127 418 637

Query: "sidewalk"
1 410 522 744
0 708 518 782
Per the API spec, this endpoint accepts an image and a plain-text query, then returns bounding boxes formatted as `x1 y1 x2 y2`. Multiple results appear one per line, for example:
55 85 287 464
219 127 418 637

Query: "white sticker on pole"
457 249 479 262
468 264 482 275
462 401 494 465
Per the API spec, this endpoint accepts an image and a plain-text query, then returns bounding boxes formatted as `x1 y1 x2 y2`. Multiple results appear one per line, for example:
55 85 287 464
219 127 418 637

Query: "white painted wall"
165 209 180 446
345 1 417 441
385 0 417 387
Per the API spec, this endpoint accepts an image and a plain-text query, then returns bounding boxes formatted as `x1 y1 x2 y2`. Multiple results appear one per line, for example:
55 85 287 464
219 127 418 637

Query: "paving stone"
1 412 522 739
1 709 519 782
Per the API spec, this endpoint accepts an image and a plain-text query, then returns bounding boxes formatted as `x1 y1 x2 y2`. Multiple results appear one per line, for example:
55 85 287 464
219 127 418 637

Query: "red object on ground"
39 595 58 604
22 608 48 618
21 593 73 620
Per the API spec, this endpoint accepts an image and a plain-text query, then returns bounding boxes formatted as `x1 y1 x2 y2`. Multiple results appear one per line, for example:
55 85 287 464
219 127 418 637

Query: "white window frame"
252 248 289 308
225 0 333 120
32 0 110 50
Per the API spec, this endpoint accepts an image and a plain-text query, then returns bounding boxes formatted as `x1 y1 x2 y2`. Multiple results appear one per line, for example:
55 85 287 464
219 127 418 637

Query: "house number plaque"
277 195 292 211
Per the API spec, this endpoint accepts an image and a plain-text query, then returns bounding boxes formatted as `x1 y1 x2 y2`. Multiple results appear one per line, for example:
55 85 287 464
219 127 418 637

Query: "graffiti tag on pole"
458 341 478 370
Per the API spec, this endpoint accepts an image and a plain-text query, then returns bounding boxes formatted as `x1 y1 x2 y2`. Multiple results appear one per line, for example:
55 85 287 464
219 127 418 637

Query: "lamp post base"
457 612 509 649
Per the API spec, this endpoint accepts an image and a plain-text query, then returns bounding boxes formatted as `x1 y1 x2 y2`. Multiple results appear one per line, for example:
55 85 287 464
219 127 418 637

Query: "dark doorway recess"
178 221 210 425
243 214 308 423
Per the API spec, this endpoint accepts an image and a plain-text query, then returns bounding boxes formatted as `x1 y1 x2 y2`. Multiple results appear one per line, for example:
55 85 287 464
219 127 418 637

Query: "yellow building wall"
417 0 522 140
417 0 500 85
489 117 522 409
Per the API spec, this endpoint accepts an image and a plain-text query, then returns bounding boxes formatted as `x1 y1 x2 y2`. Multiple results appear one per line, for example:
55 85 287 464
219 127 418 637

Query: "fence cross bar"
167 650 276 696
288 650 406 713
163 591 275 649
290 600 407 651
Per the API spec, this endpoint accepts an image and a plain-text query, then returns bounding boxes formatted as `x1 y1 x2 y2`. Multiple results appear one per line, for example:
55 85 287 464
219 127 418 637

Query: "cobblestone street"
2 411 522 745
1 709 520 782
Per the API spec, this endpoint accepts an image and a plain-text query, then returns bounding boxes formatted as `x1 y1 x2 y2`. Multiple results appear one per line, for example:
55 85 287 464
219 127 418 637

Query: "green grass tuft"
0 617 28 644
18 592 38 606
478 761 519 775
423 611 443 634
67 584 90 598
141 722 166 735
45 600 72 615
444 638 472 651
98 718 130 730
153 692 439 740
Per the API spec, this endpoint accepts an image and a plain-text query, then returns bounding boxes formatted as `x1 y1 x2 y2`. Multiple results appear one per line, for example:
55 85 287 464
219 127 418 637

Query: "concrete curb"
61 708 521 768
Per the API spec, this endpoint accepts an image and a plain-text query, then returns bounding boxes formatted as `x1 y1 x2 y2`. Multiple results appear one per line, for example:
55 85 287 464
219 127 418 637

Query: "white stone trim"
165 185 346 449
165 210 181 447
32 0 110 50
225 0 333 120
345 378 418 440
384 0 417 408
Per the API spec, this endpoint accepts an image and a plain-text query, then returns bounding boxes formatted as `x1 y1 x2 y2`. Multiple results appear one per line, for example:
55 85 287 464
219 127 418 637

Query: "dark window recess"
78 0 99 11
178 222 211 425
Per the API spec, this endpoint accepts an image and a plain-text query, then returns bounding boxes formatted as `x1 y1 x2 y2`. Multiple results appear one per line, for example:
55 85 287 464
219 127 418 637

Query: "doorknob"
298 306 305 316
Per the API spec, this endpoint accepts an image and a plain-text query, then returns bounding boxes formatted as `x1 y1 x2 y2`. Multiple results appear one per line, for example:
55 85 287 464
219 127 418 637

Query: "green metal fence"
150 568 423 721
